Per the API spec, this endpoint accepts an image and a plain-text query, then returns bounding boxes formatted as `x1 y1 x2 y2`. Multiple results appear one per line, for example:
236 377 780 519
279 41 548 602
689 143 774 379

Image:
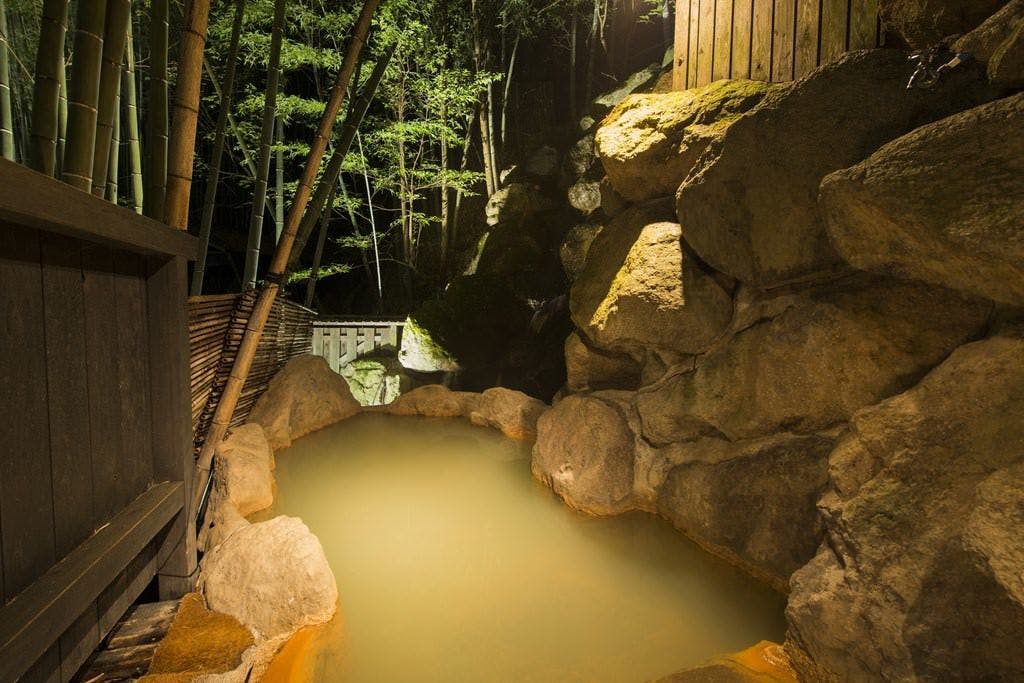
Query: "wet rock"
382 384 479 418
559 222 604 282
564 331 641 393
676 50 997 287
571 200 733 358
142 593 254 681
249 355 361 451
822 92 1024 305
532 393 636 515
879 0 1008 49
786 331 1024 682
341 355 413 406
636 274 989 444
468 387 548 440
568 179 602 215
212 424 274 517
595 80 773 203
200 516 338 642
655 432 835 590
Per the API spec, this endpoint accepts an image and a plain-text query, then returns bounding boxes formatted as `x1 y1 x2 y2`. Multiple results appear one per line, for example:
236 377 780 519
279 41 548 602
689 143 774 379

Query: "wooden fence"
312 318 406 373
0 159 195 682
673 0 883 90
189 292 315 453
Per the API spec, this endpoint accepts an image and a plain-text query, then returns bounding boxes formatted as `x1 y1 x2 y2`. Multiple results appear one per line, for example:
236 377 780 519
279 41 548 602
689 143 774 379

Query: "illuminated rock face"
213 423 275 517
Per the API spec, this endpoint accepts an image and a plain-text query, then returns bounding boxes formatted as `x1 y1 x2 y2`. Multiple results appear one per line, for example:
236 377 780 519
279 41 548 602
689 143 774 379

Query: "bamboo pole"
286 42 395 274
164 0 213 230
107 71 121 202
62 0 108 192
123 21 143 213
275 111 285 242
242 0 287 288
145 0 168 219
0 0 16 160
193 0 381 515
192 0 245 296
91 0 132 199
57 29 67 174
26 0 68 174
303 182 336 309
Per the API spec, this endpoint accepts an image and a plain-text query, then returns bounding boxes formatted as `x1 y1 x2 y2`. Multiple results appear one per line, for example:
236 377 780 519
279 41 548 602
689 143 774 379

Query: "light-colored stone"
381 384 479 418
468 387 548 440
398 316 461 373
213 424 275 517
879 0 1007 49
568 179 602 214
565 331 641 393
341 355 413 406
249 355 361 451
200 516 338 642
532 393 636 515
675 50 997 287
197 498 250 554
822 92 1024 306
595 80 772 203
571 200 733 357
786 331 1024 682
636 274 989 444
559 222 604 282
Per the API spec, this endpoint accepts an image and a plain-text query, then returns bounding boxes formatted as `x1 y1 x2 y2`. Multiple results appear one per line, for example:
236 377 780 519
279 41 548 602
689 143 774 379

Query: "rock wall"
532 8 1024 678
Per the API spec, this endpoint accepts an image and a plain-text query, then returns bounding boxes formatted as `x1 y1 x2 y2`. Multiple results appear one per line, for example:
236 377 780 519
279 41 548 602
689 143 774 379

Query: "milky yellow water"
270 413 787 682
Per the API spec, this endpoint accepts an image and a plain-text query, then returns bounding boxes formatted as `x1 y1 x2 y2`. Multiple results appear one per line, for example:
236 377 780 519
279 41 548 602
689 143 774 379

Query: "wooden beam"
713 0 734 81
772 0 797 82
0 159 197 260
750 0 774 81
732 0 754 79
0 481 183 683
795 0 821 78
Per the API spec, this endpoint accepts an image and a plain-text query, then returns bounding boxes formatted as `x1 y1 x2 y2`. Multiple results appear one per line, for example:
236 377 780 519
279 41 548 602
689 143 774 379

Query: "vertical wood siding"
674 0 882 89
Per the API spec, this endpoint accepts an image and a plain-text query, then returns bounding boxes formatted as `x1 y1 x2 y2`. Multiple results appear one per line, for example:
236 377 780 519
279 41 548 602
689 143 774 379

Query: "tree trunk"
62 0 108 191
91 0 132 200
0 0 15 161
500 35 518 160
123 20 143 213
27 0 68 174
193 0 381 516
303 181 336 309
191 0 244 296
356 132 383 306
471 0 496 197
164 0 213 230
145 0 168 219
286 43 395 274
242 0 286 289
439 95 449 275
585 0 600 106
274 110 285 242
451 107 476 270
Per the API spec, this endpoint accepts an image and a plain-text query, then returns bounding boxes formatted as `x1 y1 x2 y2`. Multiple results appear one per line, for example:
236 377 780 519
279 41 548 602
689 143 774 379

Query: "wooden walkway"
74 600 180 683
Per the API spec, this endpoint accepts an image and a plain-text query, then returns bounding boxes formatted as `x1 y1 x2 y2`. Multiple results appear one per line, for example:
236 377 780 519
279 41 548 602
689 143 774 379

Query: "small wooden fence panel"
673 0 883 90
312 319 406 373
188 293 315 452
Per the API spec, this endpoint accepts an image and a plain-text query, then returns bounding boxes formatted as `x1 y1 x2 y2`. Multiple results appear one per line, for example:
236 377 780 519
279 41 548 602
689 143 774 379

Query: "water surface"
271 413 786 682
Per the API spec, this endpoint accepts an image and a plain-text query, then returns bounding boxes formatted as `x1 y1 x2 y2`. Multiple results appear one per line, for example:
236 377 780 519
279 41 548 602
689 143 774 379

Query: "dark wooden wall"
0 159 197 682
674 0 883 90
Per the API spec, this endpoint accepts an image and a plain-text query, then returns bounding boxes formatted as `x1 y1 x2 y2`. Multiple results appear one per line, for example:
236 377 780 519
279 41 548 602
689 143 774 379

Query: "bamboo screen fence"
188 292 315 452
673 0 883 90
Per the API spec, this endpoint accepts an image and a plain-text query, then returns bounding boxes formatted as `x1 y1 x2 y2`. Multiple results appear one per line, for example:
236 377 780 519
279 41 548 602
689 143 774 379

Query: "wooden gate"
312 318 406 373
673 0 883 90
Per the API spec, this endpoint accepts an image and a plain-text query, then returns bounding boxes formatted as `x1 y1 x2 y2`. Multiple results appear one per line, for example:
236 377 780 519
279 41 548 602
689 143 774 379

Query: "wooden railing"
312 318 406 373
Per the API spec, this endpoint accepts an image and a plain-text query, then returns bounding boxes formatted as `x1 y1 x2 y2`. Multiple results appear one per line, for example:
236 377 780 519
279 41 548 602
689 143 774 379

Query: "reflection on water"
270 413 787 682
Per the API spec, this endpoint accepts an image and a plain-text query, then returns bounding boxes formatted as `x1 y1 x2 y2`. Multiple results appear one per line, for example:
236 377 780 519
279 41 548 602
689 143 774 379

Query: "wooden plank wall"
312 320 405 373
189 293 315 453
674 0 882 89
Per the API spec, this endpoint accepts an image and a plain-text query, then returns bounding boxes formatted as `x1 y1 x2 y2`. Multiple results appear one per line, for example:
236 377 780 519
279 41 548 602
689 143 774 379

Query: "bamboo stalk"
242 0 287 288
192 0 245 296
27 0 67 174
193 0 381 516
92 0 132 199
56 33 67 174
163 0 213 230
145 0 168 219
107 71 121 203
303 182 336 309
0 0 17 160
123 21 143 213
275 110 285 242
62 0 108 191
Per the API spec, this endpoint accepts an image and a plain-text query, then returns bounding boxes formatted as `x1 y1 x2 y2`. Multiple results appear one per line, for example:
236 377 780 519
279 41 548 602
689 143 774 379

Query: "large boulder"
564 332 641 393
532 393 637 515
880 0 1008 49
655 432 836 591
580 63 663 131
467 387 548 440
485 183 551 227
571 200 733 358
786 330 1024 682
822 93 1024 306
990 18 1024 86
953 0 1024 64
675 50 997 287
559 222 604 282
212 423 275 517
636 274 989 444
200 516 338 642
249 355 361 450
568 179 602 215
382 384 479 418
340 355 413 406
595 80 773 203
